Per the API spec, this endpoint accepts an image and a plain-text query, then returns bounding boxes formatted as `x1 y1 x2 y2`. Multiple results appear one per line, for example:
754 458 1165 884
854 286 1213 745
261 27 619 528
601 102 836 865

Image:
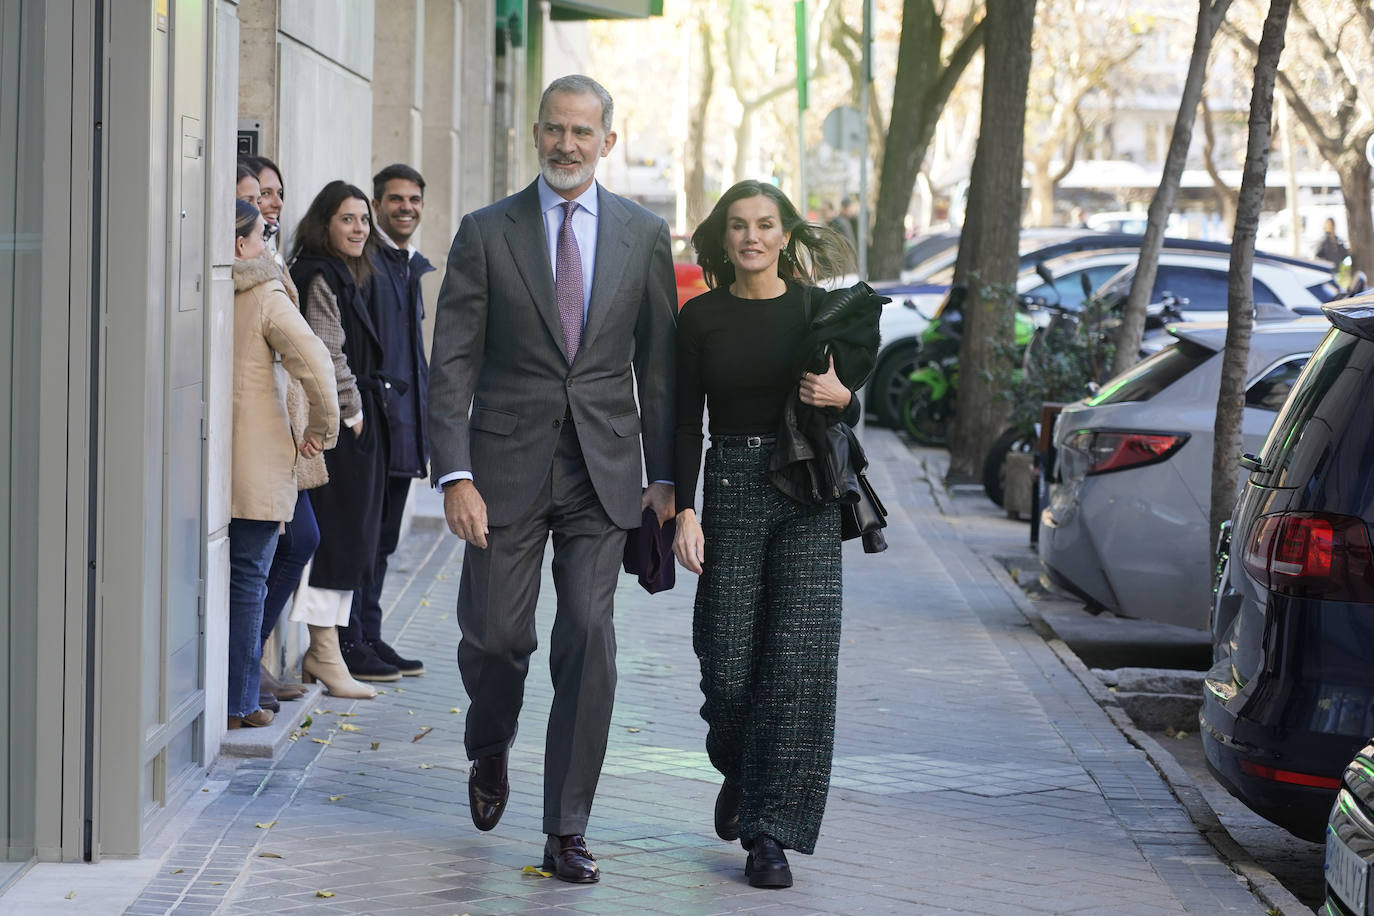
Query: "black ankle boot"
368 638 424 676
340 640 401 682
745 835 792 888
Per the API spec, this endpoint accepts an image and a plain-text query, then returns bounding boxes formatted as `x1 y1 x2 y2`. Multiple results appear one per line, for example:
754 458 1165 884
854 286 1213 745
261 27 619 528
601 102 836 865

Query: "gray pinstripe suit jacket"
426 179 677 530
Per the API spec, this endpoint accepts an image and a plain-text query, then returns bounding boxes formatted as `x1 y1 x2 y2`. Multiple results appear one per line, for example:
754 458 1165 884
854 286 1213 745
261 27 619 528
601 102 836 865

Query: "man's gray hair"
538 75 614 134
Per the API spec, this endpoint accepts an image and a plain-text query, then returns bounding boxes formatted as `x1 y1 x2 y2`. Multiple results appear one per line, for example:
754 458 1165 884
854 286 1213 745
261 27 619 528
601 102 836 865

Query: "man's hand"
799 353 853 410
673 508 705 574
443 479 489 549
642 481 676 526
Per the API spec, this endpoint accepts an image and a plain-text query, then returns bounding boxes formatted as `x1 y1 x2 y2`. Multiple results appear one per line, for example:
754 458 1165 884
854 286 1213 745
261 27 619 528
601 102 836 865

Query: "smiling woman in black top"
672 180 871 890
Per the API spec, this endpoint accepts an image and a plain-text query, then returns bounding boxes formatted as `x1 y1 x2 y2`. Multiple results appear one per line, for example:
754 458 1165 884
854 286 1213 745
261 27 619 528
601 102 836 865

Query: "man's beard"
540 155 595 192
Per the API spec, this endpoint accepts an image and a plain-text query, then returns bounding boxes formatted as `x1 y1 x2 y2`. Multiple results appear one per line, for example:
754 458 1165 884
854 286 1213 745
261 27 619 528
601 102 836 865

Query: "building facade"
1 0 659 883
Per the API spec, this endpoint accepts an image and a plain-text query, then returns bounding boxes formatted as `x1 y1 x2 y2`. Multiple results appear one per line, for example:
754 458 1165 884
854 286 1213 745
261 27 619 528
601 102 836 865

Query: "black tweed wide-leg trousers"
693 442 842 855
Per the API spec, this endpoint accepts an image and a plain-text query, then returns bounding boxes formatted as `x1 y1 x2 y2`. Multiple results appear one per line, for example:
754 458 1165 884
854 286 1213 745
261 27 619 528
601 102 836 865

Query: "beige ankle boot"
302 624 377 699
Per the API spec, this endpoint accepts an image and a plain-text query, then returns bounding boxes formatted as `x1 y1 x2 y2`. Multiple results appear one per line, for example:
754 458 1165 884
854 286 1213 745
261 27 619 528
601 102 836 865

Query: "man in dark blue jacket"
338 163 436 680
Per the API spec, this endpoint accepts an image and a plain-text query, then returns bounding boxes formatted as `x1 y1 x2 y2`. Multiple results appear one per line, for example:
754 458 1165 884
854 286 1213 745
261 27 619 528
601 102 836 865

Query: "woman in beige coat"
229 198 339 728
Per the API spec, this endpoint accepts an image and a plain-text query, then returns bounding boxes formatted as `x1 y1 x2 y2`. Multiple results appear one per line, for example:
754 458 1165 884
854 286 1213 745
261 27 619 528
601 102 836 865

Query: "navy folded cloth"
623 506 676 594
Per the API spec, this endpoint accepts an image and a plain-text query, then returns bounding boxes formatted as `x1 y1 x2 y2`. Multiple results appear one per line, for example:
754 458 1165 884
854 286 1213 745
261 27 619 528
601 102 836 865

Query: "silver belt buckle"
746 436 762 448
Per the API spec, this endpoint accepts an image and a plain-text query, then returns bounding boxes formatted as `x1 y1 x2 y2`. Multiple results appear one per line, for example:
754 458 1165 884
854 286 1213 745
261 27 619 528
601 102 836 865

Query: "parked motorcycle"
901 286 1036 446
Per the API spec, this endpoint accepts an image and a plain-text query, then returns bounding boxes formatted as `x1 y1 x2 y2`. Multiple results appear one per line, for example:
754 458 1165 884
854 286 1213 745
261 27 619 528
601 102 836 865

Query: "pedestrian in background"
673 179 872 888
829 195 860 254
331 163 436 682
428 74 676 883
229 198 338 728
1317 216 1349 267
287 180 391 697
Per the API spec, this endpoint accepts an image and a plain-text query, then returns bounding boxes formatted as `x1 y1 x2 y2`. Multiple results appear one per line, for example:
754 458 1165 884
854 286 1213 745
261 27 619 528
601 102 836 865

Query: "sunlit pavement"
7 428 1293 915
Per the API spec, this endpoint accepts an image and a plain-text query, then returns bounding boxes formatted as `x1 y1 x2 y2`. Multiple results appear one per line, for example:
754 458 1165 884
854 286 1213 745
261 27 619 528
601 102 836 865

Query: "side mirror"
1035 261 1055 288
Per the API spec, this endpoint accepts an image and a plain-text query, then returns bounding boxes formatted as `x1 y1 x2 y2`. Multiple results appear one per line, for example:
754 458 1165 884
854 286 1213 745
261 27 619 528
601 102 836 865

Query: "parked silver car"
1038 318 1329 629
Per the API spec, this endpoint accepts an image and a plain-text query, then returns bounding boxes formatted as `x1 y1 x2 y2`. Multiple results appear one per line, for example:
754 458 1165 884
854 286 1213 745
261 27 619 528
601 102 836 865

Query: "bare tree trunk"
1109 0 1233 377
1209 0 1292 543
685 11 715 229
1338 145 1374 277
947 0 1037 482
1200 94 1238 233
1229 1 1374 276
1026 165 1056 226
869 1 986 281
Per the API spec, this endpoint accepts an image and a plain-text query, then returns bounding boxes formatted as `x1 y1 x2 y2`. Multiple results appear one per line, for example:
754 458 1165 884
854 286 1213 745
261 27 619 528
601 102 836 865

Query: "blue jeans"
261 491 320 644
228 518 280 718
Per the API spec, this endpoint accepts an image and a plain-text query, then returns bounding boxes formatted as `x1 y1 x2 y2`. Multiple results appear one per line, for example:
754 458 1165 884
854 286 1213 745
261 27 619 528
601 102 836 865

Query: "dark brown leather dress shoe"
714 781 740 841
468 752 509 832
745 835 792 888
541 834 599 883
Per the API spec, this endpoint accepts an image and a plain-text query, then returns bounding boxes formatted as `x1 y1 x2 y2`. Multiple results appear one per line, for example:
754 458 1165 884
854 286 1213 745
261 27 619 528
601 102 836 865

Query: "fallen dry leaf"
255 821 277 829
369 741 380 751
340 724 361 732
312 738 331 745
258 852 283 859
407 709 415 716
65 891 75 900
171 868 185 874
449 707 462 714
626 727 641 733
419 763 435 770
316 890 335 898
328 795 342 802
413 726 434 742
521 865 552 878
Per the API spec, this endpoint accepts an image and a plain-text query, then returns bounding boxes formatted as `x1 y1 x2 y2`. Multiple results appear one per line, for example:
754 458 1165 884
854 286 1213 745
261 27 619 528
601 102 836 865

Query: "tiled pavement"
16 428 1283 915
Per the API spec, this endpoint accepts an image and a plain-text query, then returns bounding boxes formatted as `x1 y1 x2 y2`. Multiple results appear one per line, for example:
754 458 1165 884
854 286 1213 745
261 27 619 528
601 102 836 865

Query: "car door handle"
1239 452 1271 473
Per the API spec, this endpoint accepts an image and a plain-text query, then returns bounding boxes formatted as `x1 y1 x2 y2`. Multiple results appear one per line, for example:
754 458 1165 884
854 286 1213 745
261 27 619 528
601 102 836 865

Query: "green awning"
550 0 663 20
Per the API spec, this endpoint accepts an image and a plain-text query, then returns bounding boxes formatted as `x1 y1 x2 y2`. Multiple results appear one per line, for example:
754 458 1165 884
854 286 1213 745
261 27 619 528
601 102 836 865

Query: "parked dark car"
1325 739 1374 915
1203 293 1374 843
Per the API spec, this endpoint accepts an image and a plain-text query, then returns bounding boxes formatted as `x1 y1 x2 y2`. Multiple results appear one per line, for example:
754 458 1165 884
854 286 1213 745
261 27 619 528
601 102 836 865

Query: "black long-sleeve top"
675 282 841 513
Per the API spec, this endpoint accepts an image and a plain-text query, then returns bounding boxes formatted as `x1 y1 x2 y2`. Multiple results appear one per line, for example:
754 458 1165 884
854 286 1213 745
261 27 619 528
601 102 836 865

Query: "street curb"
974 547 1311 916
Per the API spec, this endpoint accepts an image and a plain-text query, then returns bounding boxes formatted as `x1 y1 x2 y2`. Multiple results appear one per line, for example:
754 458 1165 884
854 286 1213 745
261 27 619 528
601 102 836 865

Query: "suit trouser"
345 475 414 645
693 442 842 855
456 422 625 836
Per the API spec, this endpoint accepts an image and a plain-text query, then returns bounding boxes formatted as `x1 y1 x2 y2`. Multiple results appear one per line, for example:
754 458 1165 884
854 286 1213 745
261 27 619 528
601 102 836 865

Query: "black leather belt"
713 434 776 448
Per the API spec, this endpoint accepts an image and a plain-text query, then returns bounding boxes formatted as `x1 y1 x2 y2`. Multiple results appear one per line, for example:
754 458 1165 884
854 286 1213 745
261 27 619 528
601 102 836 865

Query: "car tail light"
1241 512 1374 601
1063 430 1187 476
1238 759 1341 789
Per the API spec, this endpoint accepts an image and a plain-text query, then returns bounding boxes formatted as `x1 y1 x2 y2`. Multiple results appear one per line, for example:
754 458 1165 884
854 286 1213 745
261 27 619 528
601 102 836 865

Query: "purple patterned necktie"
556 200 584 362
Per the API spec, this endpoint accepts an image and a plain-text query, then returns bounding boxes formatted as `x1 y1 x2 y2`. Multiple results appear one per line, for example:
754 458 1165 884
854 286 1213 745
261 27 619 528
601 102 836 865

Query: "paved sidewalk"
8 428 1278 914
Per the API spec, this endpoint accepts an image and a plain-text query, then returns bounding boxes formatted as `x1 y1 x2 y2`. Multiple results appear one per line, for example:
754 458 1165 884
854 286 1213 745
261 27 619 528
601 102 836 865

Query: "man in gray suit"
427 74 676 883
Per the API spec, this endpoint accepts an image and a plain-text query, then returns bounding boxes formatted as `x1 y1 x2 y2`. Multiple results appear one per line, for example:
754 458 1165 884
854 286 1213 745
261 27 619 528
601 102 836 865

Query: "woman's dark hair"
246 154 284 192
290 180 376 286
692 180 854 290
236 162 259 186
235 198 260 239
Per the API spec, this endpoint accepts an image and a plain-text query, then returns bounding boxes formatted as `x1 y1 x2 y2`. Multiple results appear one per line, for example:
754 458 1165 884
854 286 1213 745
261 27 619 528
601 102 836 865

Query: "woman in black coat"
287 180 391 693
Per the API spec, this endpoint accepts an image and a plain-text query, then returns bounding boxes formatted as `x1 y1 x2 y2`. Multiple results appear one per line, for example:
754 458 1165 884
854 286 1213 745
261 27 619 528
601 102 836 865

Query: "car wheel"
869 343 919 428
902 383 951 446
982 426 1036 508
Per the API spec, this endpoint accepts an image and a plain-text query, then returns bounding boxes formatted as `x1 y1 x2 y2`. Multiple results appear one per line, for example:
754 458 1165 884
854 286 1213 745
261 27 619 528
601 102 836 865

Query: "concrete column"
371 0 424 179
236 0 277 156
458 0 493 216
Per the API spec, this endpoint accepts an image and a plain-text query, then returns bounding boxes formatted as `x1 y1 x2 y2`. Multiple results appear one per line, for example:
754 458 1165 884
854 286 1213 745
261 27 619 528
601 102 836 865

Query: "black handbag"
827 421 889 553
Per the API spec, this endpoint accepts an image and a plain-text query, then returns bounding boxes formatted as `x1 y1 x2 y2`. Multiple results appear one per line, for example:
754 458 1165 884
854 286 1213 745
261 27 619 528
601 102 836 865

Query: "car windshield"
1083 338 1215 406
1255 328 1360 485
